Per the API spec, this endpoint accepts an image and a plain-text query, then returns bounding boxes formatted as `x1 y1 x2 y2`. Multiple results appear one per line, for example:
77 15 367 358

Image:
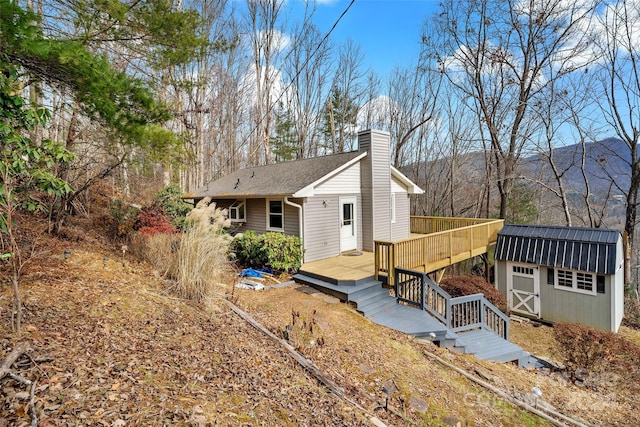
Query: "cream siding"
371 132 391 242
302 195 362 262
359 130 392 251
390 175 411 241
231 197 301 237
391 192 410 241
391 176 406 193
314 163 361 195
359 132 374 251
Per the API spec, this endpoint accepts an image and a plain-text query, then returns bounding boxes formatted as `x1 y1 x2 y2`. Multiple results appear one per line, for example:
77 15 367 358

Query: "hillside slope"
1 220 637 425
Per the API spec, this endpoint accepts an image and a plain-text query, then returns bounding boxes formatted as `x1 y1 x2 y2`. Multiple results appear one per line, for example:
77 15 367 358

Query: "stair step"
354 292 393 310
346 282 386 300
350 287 390 305
358 298 396 316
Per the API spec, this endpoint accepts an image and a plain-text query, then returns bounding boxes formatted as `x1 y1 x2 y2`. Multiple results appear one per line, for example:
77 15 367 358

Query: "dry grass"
136 232 181 278
0 249 371 426
175 198 232 300
239 284 640 426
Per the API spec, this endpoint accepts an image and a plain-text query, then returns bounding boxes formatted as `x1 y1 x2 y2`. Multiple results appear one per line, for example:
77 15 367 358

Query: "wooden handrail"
375 217 504 286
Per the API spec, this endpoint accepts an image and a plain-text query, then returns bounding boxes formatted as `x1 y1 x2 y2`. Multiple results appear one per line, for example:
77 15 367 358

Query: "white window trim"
266 198 284 232
553 268 597 296
390 193 396 224
229 200 246 223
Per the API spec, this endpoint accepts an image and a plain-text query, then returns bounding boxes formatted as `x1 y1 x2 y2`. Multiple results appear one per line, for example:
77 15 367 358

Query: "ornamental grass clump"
176 198 231 300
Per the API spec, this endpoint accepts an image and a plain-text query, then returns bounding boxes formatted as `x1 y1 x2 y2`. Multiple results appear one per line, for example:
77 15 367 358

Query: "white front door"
507 263 540 318
339 197 357 252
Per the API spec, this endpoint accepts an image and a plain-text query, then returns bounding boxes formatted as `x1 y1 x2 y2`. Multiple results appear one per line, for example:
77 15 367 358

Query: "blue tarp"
240 267 274 278
241 268 263 278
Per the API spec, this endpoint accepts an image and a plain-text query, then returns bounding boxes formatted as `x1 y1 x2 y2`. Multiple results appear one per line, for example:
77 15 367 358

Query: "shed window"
597 275 606 294
229 200 246 223
576 272 593 292
512 266 534 275
547 268 554 285
267 199 284 231
557 270 573 288
554 268 596 295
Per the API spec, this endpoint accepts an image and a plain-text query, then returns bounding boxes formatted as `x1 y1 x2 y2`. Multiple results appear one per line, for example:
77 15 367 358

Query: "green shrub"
262 232 303 272
231 231 303 273
152 183 191 230
108 199 140 241
230 231 265 266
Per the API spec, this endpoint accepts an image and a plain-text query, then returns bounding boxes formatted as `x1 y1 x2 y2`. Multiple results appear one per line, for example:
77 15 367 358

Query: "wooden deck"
293 217 538 366
376 217 504 285
300 251 375 285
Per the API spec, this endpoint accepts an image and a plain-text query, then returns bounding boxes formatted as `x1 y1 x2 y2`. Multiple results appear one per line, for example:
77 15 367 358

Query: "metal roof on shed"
495 224 620 274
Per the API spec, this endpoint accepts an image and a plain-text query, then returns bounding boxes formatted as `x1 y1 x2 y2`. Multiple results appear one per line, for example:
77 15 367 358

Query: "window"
267 199 284 231
512 265 534 275
554 268 596 295
229 200 246 223
547 268 554 285
576 272 593 292
390 193 396 223
557 269 573 288
597 275 606 294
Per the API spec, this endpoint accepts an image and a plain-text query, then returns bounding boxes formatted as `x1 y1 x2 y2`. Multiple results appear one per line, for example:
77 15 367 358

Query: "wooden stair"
293 272 534 366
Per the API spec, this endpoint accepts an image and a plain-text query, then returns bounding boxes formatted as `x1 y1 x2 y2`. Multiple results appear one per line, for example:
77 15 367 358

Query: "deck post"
388 244 395 286
449 232 453 263
479 299 485 330
420 273 425 311
374 244 380 282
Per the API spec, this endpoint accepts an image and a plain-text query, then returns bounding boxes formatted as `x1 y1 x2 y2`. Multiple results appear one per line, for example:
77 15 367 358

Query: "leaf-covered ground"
0 249 372 426
1 232 639 426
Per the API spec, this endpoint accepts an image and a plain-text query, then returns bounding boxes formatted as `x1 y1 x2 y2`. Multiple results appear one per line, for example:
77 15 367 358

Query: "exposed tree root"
1 343 37 427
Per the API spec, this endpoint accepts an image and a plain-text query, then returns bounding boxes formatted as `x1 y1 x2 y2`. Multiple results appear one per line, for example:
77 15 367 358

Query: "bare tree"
246 0 286 165
326 40 369 152
281 19 333 159
430 0 598 219
594 0 640 283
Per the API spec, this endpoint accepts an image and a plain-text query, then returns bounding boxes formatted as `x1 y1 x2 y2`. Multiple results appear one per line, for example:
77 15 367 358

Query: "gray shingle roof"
495 224 621 274
188 151 363 199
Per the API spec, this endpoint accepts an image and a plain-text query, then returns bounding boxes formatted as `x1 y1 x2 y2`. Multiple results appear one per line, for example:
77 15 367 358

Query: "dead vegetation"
1 212 639 426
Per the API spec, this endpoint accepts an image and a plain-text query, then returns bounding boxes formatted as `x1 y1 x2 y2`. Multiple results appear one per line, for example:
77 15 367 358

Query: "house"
494 224 624 332
186 129 424 263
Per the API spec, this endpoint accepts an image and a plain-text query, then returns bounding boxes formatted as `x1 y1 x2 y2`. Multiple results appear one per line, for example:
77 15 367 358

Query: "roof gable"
189 151 362 199
495 224 620 274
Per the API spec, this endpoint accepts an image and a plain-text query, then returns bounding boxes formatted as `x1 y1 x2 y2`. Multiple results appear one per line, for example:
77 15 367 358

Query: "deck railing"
395 268 509 339
375 216 504 286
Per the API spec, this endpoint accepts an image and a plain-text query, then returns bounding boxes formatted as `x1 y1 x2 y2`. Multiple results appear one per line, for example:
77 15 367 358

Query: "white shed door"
507 263 540 318
339 197 357 252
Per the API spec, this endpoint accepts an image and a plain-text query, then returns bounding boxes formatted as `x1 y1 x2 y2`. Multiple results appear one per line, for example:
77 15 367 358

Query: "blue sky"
294 0 440 77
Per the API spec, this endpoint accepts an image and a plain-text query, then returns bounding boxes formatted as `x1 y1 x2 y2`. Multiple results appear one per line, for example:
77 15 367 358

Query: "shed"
494 224 624 332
